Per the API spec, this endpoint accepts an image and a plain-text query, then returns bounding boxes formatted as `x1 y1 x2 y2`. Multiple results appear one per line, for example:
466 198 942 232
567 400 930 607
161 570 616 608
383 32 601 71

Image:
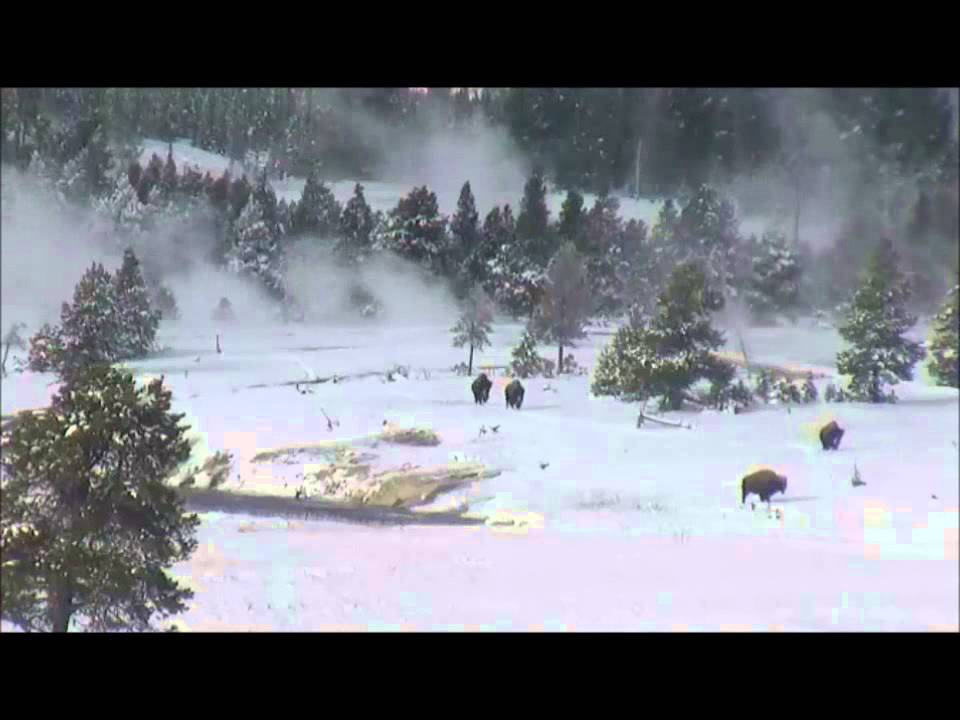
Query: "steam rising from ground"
284 239 459 327
1 169 123 330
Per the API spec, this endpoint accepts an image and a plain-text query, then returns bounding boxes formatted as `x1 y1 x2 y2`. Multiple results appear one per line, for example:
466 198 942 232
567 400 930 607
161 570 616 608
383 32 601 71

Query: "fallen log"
637 409 692 430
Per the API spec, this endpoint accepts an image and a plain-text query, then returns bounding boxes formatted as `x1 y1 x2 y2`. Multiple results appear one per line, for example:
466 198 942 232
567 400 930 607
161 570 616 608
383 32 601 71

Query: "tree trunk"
558 344 564 375
48 579 73 633
1 342 10 377
468 344 474 376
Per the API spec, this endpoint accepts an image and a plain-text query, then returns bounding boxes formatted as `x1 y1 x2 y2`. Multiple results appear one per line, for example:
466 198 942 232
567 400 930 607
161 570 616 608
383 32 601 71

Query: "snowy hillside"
3 318 957 632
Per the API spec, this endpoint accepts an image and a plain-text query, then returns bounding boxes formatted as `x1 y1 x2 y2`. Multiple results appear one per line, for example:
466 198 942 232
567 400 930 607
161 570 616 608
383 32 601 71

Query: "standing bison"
471 373 492 405
741 469 788 506
505 379 525 409
819 420 845 450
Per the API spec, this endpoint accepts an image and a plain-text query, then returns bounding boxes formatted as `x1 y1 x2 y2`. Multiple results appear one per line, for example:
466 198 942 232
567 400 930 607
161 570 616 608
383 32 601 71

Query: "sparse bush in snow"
774 376 802 405
753 369 774 403
801 374 818 402
451 286 494 376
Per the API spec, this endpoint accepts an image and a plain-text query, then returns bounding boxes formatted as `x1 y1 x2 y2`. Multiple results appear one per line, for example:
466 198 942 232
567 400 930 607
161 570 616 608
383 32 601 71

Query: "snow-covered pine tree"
583 193 625 318
375 185 449 275
26 323 65 374
225 191 287 301
744 230 802 324
674 185 742 298
467 205 508 293
510 329 549 379
529 242 591 373
336 183 376 264
516 172 555 267
557 189 588 253
449 181 481 294
112 248 161 357
836 238 926 402
0 366 199 632
56 262 124 379
485 205 545 319
292 168 341 238
591 261 727 411
927 278 959 387
160 145 178 198
450 286 494 375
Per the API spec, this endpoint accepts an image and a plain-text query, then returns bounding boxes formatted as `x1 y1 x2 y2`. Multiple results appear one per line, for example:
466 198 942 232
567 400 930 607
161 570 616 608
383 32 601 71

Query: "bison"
505 379 525 409
819 420 845 451
471 373 492 405
741 469 787 507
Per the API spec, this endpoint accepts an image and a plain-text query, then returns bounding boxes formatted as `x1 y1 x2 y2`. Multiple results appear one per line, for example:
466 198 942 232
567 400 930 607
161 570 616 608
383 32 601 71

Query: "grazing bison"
471 373 492 405
741 469 788 506
505 379 525 409
819 420 845 451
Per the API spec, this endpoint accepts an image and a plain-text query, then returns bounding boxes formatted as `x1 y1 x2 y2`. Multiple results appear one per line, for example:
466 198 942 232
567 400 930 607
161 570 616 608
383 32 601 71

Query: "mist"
324 91 531 216
1 168 125 332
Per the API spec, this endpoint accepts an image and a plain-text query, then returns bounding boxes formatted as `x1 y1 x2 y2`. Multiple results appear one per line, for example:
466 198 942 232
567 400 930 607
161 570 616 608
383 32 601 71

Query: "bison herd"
470 373 525 410
467 372 849 512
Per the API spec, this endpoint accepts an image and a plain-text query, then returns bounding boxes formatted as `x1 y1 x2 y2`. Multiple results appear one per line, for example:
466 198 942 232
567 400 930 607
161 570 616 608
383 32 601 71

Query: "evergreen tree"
744 230 802 323
583 193 625 318
0 367 199 632
510 330 549 379
530 242 591 373
557 189 587 253
292 168 341 238
160 146 178 198
591 262 727 411
375 185 449 274
486 205 545 319
449 181 481 276
26 323 65 374
56 262 124 380
112 248 161 357
836 238 926 402
927 278 959 388
516 172 554 267
336 183 376 264
450 286 494 375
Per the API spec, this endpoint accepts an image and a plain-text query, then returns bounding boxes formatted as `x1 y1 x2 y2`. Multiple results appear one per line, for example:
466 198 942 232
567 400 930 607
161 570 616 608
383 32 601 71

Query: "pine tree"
56 262 124 380
336 183 376 264
113 248 161 357
558 189 587 252
26 323 65 374
292 168 341 238
836 238 926 402
510 330 549 379
449 181 481 286
927 279 959 388
375 185 449 274
591 262 727 411
160 146 178 199
516 172 555 267
530 243 592 373
451 286 494 375
0 367 199 632
745 230 802 323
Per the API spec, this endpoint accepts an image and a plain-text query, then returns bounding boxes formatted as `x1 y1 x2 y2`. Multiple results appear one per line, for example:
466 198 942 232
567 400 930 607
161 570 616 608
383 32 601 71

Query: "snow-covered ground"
3 319 957 632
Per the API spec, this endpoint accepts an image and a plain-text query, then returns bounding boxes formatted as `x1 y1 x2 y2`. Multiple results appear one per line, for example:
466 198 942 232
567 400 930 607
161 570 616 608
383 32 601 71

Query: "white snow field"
2 318 957 632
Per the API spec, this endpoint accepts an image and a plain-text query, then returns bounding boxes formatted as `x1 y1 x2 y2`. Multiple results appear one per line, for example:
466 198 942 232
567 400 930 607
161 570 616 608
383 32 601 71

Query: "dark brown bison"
505 379 525 409
819 420 845 451
741 469 788 506
471 373 492 405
